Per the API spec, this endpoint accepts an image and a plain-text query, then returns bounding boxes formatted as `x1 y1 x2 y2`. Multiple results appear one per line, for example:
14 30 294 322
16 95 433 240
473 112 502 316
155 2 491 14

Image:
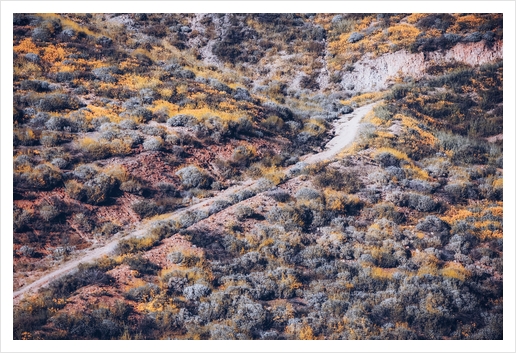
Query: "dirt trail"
302 102 377 164
13 101 379 304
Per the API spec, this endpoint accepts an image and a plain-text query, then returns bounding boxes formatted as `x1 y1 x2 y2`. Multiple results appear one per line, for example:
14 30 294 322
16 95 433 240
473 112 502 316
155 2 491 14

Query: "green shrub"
150 220 180 240
313 168 363 193
38 93 83 112
123 256 160 276
176 165 212 189
26 164 62 190
125 283 160 302
120 179 144 195
82 174 119 205
131 199 159 219
39 203 60 222
235 205 255 221
14 206 32 232
115 234 160 255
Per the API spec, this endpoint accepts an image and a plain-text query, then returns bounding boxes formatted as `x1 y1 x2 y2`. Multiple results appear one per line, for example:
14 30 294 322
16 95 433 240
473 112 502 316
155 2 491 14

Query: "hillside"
12 13 503 340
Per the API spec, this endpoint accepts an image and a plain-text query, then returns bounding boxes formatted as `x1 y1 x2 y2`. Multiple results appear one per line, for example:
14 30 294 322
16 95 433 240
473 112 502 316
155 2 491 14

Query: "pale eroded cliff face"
340 40 503 92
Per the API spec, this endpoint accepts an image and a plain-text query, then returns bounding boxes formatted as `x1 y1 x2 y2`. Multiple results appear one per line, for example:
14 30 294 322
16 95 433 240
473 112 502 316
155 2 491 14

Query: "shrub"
45 116 69 131
167 251 185 265
231 145 256 167
123 256 160 276
348 32 364 43
373 104 394 122
443 183 478 203
375 152 402 168
266 189 291 202
125 283 160 302
26 164 62 189
386 84 412 100
372 203 406 224
48 267 114 298
233 301 267 334
167 114 197 127
39 203 60 222
176 165 212 189
73 164 98 180
19 245 36 257
38 93 83 112
13 207 32 232
233 87 253 102
140 125 165 137
131 107 153 122
266 205 309 231
230 117 254 136
177 210 209 228
143 136 164 151
209 324 239 340
388 192 437 212
24 52 40 63
20 79 51 92
67 173 118 205
167 276 188 294
119 119 137 130
295 187 322 201
131 199 159 219
229 189 256 204
150 220 180 240
235 205 255 221
32 26 51 42
209 199 231 215
40 131 62 147
313 168 363 193
452 143 489 165
262 115 284 131
120 179 144 195
115 234 161 255
92 67 118 83
183 284 211 301
416 215 450 236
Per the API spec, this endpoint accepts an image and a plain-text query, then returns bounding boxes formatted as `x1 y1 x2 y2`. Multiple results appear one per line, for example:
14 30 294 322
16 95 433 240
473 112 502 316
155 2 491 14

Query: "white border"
1 2 515 352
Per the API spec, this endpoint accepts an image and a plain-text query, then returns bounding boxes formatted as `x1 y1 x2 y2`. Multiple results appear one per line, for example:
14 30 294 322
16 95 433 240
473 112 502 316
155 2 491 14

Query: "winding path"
13 101 379 304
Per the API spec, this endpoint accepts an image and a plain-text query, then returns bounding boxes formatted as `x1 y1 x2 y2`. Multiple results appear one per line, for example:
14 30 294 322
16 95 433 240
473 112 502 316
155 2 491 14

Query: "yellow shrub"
371 267 396 280
406 13 428 24
483 206 503 218
41 44 66 63
373 147 409 161
299 325 316 340
441 262 471 281
388 24 420 47
103 164 129 182
261 166 285 186
441 208 474 225
150 100 180 115
402 164 429 181
449 14 484 32
324 189 349 212
417 264 439 277
14 61 42 79
77 137 131 158
37 13 100 37
158 88 175 101
492 178 503 189
376 131 395 139
341 91 385 107
303 118 326 136
399 114 437 146
81 104 122 123
118 74 162 90
13 38 38 54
